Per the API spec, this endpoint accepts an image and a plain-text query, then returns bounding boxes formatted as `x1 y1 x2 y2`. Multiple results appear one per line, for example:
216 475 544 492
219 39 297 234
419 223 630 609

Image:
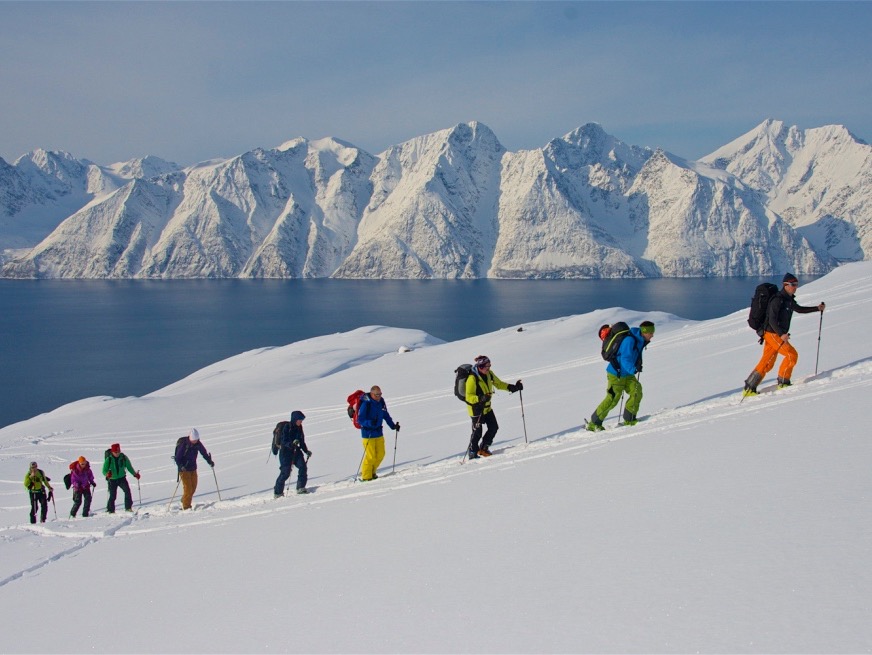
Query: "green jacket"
465 367 509 417
24 468 52 493
103 452 136 479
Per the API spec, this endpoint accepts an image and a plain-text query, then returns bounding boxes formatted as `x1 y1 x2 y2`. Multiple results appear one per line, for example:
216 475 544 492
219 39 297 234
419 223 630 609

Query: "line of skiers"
24 443 142 521
22 272 826 522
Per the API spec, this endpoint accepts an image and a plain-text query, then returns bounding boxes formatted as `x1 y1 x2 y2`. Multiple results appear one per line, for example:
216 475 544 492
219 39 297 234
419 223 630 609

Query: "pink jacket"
69 461 95 491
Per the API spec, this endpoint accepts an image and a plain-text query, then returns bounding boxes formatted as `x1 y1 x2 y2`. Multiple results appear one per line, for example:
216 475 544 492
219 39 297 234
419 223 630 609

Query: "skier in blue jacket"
587 321 655 431
356 386 399 481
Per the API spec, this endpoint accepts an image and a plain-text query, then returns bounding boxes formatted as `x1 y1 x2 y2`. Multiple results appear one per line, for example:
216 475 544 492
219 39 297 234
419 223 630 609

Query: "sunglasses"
785 282 798 287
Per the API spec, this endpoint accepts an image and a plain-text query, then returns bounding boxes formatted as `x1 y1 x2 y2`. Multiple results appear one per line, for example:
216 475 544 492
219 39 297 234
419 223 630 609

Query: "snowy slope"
0 263 870 652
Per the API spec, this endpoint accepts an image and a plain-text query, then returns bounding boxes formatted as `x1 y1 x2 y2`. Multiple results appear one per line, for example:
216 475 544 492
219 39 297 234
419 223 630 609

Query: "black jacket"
765 288 819 336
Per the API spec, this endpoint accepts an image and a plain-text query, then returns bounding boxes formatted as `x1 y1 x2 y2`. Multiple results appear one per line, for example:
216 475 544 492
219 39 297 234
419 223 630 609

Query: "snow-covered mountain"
0 149 179 254
702 119 872 263
3 119 867 279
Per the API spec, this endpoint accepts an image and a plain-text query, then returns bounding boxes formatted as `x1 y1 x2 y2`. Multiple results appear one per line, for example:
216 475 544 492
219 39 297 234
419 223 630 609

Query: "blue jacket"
357 394 396 438
607 327 647 378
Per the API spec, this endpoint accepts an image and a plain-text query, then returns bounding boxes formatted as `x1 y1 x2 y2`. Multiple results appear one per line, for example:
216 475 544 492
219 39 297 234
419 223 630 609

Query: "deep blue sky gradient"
1 1 869 166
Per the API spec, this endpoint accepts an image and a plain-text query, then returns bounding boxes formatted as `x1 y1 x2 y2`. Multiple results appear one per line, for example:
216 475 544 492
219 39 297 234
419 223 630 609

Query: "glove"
394 423 401 432
306 450 312 457
47 490 54 502
105 472 112 480
91 482 97 488
637 365 643 373
209 460 215 468
134 472 141 480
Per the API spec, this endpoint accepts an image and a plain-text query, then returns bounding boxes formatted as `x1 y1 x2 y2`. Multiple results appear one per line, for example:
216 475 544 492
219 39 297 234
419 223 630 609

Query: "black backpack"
63 472 72 490
272 421 289 456
748 282 779 335
172 436 188 466
454 364 475 404
600 322 630 367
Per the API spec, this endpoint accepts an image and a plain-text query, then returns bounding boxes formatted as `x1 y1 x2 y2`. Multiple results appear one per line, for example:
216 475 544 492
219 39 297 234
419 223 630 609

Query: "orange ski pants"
754 332 799 381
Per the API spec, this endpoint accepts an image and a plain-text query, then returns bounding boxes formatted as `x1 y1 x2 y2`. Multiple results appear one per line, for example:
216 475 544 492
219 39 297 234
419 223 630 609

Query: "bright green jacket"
24 469 52 492
103 452 136 479
465 367 509 417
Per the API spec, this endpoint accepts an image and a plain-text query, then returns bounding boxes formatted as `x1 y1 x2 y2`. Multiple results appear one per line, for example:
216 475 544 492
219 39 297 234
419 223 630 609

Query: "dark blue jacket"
357 394 396 438
606 328 647 378
279 411 308 453
174 438 213 472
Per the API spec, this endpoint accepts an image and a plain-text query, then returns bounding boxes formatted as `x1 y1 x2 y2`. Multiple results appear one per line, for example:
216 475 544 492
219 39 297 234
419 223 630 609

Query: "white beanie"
189 428 200 441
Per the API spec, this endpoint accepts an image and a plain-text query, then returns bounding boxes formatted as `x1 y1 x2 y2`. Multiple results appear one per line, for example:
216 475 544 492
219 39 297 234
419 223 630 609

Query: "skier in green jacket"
102 443 140 513
24 461 53 524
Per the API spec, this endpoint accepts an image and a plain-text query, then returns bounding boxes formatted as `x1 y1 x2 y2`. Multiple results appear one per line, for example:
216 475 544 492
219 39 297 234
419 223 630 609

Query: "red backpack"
346 390 365 429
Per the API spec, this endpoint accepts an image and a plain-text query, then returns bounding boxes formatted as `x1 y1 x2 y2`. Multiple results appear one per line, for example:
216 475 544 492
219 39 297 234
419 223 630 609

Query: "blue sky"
1 1 870 166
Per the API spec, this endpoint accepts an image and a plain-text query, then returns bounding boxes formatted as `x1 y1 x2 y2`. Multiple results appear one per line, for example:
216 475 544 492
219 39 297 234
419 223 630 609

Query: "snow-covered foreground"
1 263 870 653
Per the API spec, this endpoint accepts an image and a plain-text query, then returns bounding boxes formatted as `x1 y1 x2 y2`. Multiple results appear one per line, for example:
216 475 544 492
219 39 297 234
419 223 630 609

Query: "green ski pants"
593 373 642 423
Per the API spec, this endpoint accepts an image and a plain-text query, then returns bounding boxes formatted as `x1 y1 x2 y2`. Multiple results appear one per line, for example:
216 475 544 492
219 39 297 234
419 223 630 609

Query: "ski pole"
814 311 824 376
354 445 366 482
167 477 180 511
136 475 142 508
48 489 57 520
518 389 528 444
392 428 399 474
211 465 222 501
461 413 484 465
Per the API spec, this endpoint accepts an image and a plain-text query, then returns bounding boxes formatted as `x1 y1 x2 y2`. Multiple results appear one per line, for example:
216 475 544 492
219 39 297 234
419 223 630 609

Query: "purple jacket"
70 462 95 491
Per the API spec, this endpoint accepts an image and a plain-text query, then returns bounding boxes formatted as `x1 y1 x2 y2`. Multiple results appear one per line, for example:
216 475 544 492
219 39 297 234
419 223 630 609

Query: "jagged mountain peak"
107 155 180 181
544 123 652 175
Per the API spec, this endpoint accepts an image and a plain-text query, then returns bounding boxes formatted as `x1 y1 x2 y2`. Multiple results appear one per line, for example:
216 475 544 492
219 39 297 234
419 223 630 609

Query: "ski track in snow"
3 356 869 589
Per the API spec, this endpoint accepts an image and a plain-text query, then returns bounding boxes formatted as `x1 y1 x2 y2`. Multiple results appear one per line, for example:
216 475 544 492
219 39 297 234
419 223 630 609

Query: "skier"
24 461 53 524
357 386 399 481
69 456 96 518
743 273 825 396
102 443 140 513
586 321 655 431
465 355 523 458
274 411 311 496
174 428 215 509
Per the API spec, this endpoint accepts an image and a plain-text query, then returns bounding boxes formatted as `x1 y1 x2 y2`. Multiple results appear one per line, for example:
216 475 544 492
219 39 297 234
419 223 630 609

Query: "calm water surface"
0 277 818 428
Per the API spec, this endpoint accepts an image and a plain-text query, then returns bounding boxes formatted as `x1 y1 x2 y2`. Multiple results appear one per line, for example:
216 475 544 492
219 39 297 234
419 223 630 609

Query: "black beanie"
783 273 798 284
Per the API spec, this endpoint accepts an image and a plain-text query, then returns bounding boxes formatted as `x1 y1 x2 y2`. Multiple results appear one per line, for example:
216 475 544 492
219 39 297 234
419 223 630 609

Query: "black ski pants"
29 490 48 523
470 411 499 452
106 478 132 513
71 488 92 517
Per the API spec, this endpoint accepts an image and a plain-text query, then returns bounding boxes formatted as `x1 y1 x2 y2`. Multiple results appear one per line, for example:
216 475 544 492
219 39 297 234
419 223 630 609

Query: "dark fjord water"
0 277 817 428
